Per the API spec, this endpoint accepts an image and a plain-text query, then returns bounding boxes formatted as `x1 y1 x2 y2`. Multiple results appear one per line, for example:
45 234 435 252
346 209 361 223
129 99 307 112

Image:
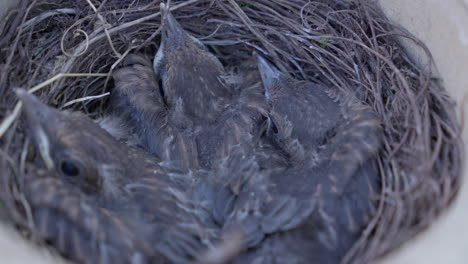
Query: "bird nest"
0 0 463 263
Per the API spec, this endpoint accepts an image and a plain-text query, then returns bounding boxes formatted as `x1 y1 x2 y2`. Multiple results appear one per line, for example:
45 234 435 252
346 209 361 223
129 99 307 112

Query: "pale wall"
0 0 467 263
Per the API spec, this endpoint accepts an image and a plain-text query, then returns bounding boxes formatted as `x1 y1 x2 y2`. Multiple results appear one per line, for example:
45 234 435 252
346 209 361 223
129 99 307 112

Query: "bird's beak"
160 3 187 49
255 54 281 102
16 89 58 172
154 3 189 73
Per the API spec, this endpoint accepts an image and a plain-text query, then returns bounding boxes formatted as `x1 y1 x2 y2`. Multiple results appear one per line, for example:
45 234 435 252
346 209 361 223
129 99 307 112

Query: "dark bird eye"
61 160 80 176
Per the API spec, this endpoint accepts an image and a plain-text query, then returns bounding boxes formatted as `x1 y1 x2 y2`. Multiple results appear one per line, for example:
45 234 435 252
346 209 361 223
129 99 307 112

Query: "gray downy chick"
17 90 226 264
223 55 382 264
109 5 270 231
153 2 238 172
109 11 270 242
110 3 234 172
153 3 233 124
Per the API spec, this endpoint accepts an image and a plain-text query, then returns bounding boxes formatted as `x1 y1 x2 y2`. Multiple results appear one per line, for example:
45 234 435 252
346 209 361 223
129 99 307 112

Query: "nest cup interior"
0 0 463 263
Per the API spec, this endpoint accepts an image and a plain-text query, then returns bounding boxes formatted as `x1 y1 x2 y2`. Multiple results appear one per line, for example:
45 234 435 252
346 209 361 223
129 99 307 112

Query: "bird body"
111 4 269 177
221 56 382 263
153 3 232 123
17 90 223 264
111 4 238 173
234 160 379 264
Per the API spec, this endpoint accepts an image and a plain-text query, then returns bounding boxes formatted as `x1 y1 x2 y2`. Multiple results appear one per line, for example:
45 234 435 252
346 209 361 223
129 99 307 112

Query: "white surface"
0 222 69 264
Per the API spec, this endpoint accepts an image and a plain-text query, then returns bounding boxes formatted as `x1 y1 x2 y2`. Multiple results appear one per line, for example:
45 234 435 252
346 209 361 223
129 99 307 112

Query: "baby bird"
223 56 382 263
256 55 382 191
16 90 227 264
153 3 232 123
111 3 234 172
109 6 273 233
111 3 273 175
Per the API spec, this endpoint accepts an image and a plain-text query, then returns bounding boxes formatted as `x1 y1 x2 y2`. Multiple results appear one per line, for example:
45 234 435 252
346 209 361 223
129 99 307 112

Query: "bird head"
255 54 283 104
153 3 229 121
155 3 211 55
16 90 136 196
153 2 225 74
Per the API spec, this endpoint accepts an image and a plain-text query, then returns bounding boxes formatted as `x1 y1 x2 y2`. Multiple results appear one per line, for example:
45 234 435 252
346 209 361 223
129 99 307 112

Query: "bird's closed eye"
269 119 279 134
60 160 80 177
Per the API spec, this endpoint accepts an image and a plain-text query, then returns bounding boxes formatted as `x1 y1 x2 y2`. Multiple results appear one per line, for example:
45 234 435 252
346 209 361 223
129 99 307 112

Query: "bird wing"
24 170 214 264
111 53 167 145
23 173 154 264
112 54 199 171
323 102 382 195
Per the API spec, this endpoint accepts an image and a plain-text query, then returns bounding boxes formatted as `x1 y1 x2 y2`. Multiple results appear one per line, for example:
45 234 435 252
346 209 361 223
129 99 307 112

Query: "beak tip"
256 55 280 78
15 90 57 172
160 4 184 37
256 55 281 97
160 2 167 12
16 90 57 125
255 53 266 66
15 89 38 110
14 88 28 100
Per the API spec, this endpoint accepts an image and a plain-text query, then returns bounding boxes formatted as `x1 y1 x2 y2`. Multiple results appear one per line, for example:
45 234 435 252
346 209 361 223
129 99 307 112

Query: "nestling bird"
111 3 270 174
153 3 232 123
108 4 275 236
256 54 382 190
16 90 235 264
110 3 237 172
110 58 271 231
223 55 382 263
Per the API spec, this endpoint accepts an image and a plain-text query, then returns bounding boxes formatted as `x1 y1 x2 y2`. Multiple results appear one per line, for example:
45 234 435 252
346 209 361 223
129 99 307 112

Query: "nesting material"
0 0 462 263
